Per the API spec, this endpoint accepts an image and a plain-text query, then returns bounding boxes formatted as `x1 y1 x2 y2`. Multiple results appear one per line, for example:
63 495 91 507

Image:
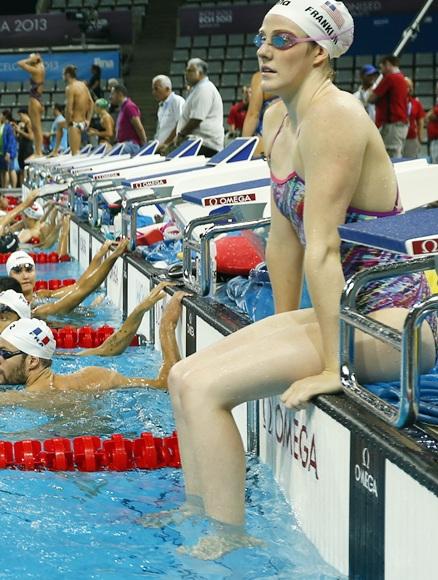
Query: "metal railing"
339 255 438 428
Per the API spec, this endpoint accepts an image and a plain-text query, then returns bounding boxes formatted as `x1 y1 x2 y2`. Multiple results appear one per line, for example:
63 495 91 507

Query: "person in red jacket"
368 55 409 158
425 83 438 163
403 77 425 159
226 86 250 137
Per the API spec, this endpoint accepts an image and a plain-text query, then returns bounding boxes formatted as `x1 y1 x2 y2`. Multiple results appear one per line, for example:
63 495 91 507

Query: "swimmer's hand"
161 291 190 326
280 370 342 410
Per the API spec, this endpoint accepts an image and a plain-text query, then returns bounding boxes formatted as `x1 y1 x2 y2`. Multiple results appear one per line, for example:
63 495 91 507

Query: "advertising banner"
179 1 436 35
0 50 120 83
0 11 132 49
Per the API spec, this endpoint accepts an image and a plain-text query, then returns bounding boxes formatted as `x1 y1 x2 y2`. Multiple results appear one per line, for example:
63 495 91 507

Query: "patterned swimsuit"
271 170 433 316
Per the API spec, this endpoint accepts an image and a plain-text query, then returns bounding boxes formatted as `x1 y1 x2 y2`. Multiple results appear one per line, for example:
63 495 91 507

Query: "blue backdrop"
0 50 120 83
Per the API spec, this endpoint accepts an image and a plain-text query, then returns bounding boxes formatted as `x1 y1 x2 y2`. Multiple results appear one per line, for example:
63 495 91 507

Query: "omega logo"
354 446 378 498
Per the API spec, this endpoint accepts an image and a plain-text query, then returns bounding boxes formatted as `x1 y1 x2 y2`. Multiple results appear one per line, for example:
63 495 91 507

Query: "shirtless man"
17 53 45 158
0 292 185 403
63 65 94 155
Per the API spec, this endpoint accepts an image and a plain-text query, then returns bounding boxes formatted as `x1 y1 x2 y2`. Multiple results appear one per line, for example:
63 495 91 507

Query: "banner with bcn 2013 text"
178 0 436 35
0 50 120 83
0 11 132 49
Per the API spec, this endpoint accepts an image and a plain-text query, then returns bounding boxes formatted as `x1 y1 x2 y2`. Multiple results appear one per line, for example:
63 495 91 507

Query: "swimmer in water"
6 240 129 318
0 282 175 358
157 0 437 560
0 291 185 401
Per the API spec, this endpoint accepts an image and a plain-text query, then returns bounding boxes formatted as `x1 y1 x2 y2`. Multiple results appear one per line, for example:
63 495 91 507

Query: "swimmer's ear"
26 354 42 371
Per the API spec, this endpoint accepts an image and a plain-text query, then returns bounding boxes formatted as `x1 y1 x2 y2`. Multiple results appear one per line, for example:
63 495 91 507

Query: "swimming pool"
0 257 342 579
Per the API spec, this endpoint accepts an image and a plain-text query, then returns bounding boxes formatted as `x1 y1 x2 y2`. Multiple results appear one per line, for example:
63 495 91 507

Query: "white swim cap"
23 200 44 220
266 0 354 58
0 290 31 319
6 250 35 275
1 318 55 360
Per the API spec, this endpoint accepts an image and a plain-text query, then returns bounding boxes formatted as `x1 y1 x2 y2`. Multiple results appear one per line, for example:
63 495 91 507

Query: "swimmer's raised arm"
155 291 186 386
77 282 173 357
0 189 40 235
33 239 129 317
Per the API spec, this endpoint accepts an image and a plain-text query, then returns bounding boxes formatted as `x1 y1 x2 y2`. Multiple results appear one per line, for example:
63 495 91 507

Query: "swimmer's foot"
177 532 264 560
138 502 202 528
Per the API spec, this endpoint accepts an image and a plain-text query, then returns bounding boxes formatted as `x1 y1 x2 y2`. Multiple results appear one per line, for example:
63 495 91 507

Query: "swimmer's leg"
68 126 81 156
57 213 70 257
167 309 326 558
29 98 43 157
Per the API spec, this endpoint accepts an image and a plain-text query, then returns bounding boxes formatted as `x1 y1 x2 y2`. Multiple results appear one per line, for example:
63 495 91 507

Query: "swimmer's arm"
65 86 74 125
242 72 263 137
266 195 304 313
77 282 171 357
85 88 94 127
300 110 367 372
73 368 165 391
17 57 39 74
0 190 39 235
155 291 185 386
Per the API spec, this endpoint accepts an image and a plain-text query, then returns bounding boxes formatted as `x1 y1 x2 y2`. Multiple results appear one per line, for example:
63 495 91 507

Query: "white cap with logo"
0 290 31 319
6 250 35 275
267 0 354 58
23 200 44 220
1 318 56 360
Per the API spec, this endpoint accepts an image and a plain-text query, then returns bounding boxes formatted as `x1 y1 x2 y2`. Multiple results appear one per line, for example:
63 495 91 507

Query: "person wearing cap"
163 0 437 559
0 293 185 397
0 289 31 332
353 64 378 122
88 99 115 146
368 55 409 158
6 240 129 317
0 188 40 238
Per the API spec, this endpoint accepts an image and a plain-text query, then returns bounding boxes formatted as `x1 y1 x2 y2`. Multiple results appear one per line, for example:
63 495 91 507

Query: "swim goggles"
254 31 321 51
0 348 24 360
10 264 34 274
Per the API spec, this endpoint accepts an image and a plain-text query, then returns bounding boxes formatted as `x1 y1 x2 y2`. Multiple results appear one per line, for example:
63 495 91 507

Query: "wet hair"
187 58 208 75
18 108 28 115
1 109 13 122
112 83 129 97
64 65 77 79
379 55 399 67
53 102 65 114
0 276 22 293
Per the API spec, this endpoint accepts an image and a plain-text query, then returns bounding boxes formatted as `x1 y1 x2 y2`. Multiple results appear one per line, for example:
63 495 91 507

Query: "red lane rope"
0 432 181 472
0 252 70 264
50 325 140 348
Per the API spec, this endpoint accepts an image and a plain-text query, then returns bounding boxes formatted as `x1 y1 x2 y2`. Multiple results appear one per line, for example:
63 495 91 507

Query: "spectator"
0 110 18 189
425 84 438 164
403 77 425 159
111 83 147 155
353 64 378 122
14 109 34 182
107 78 120 124
176 58 224 157
368 55 409 158
88 98 115 146
152 75 185 152
46 103 68 156
227 86 250 137
242 71 279 156
87 64 102 99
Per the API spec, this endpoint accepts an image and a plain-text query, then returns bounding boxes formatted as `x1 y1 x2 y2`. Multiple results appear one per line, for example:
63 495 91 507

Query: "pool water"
0 257 342 579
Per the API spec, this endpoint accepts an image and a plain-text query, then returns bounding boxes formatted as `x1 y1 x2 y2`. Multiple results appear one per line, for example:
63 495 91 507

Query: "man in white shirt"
176 58 224 157
353 64 378 122
152 75 185 152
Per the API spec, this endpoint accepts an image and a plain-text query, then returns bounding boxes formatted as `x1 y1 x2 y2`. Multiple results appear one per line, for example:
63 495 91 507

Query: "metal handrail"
184 217 271 295
340 255 438 428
